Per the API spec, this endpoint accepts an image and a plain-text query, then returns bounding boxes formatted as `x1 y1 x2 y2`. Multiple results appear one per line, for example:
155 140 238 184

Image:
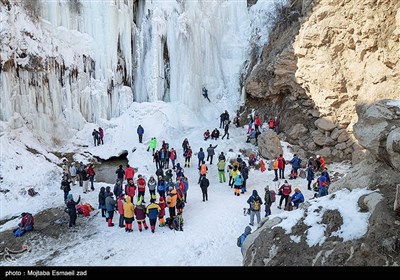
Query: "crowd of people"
17 107 334 262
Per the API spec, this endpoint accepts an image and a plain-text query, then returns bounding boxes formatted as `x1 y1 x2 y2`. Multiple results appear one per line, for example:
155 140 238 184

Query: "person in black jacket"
66 194 81 227
115 165 125 184
200 175 210 202
98 187 107 218
221 121 230 140
61 175 71 201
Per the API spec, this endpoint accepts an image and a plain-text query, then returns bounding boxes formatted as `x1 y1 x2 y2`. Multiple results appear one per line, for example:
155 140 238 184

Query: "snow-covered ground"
0 101 372 266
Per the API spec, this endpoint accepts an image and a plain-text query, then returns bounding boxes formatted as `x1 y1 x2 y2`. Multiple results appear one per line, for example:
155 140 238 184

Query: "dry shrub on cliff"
266 0 301 33
20 0 40 20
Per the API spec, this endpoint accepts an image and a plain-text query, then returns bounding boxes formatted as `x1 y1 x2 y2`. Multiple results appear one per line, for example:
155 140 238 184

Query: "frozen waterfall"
0 0 282 138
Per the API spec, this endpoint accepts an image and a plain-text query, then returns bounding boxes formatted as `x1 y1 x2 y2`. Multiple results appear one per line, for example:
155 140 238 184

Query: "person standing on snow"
184 146 193 168
66 194 81 227
206 144 218 165
137 125 144 143
200 175 210 202
197 148 205 168
217 159 226 183
237 226 252 255
247 190 263 226
221 120 231 140
306 165 314 190
147 137 157 155
278 180 292 209
92 129 99 146
146 198 161 233
105 192 117 227
87 164 96 191
264 186 273 217
254 115 262 133
98 127 104 145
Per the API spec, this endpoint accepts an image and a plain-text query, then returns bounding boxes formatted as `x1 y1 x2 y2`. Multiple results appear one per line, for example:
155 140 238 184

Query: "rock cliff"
242 0 400 266
244 0 400 164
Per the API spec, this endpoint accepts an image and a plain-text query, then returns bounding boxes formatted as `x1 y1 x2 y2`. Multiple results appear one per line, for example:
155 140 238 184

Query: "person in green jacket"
217 159 226 183
147 137 157 155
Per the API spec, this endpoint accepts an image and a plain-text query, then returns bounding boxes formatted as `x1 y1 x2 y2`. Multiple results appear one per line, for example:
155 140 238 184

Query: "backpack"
28 188 38 197
270 190 276 203
237 235 242 247
252 200 260 211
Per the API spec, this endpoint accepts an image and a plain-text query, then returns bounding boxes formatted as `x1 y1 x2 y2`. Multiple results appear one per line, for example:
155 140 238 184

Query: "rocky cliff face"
244 0 400 163
242 0 400 266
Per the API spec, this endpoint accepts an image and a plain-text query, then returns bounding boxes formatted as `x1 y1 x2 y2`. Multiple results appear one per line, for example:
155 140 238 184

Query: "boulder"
315 147 331 158
354 101 399 162
315 117 337 132
386 128 400 171
258 130 283 159
330 128 340 140
337 130 350 143
288 123 308 140
311 130 336 146
335 143 347 150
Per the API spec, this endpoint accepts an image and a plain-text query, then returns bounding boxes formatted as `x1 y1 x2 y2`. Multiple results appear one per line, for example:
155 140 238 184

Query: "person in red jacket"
268 118 275 130
203 130 210 141
136 175 146 203
117 194 125 228
158 196 167 227
125 164 135 182
125 179 136 204
277 154 286 179
254 115 262 133
278 180 292 209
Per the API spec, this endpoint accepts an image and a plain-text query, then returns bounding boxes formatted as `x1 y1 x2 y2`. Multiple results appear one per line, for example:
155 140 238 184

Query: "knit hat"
159 197 164 202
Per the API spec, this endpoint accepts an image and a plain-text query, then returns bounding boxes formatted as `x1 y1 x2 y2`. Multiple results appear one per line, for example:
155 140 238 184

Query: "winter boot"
108 219 114 227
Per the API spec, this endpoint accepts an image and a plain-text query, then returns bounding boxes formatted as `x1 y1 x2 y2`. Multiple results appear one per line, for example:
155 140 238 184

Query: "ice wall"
0 0 136 140
0 0 279 140
135 0 250 112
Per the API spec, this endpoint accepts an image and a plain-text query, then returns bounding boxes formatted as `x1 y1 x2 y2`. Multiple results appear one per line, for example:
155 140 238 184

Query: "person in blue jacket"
238 226 252 255
291 188 304 209
137 125 144 143
290 154 302 179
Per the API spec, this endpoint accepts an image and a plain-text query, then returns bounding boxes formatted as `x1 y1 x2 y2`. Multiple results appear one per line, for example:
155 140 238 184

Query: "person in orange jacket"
166 186 177 218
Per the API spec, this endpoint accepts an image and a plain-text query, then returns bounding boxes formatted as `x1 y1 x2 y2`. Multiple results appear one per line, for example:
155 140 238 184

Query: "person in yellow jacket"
123 196 135 232
272 158 279 181
146 198 161 233
230 166 239 188
166 187 177 218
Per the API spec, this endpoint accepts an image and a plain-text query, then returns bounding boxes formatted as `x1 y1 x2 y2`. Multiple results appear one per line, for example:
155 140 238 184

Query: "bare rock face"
258 130 283 159
245 0 400 164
